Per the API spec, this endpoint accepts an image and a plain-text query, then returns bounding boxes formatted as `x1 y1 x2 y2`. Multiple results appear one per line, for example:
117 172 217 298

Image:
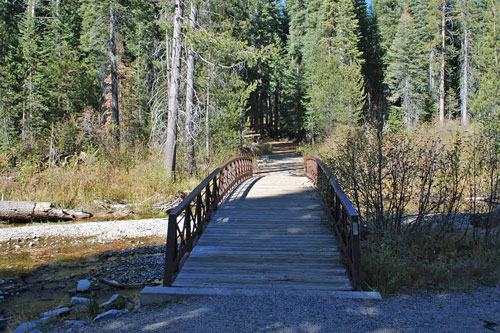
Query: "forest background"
0 0 499 292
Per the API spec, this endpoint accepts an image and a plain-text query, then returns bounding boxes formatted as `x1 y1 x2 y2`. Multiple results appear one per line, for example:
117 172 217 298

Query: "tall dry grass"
0 150 217 214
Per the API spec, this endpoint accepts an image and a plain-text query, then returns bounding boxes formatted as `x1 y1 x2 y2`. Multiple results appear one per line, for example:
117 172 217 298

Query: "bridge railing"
163 157 253 286
305 157 361 290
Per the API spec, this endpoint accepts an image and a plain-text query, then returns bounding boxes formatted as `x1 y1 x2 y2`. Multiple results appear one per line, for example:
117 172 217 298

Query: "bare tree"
105 5 120 142
460 0 471 126
164 0 184 176
185 1 199 175
439 0 447 125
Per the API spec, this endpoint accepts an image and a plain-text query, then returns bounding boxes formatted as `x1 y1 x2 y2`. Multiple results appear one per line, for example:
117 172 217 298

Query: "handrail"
305 157 361 290
163 157 253 286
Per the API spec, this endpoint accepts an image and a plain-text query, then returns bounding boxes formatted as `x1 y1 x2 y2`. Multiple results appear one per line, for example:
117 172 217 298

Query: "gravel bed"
98 248 165 284
52 286 499 332
0 218 167 242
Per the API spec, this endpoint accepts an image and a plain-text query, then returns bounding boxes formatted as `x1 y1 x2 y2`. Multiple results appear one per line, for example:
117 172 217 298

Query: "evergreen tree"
0 0 24 149
472 0 500 130
372 0 403 61
385 7 427 127
18 0 47 150
304 0 365 140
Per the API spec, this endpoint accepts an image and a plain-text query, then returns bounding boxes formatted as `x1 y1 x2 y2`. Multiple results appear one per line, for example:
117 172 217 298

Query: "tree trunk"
439 1 446 125
185 1 199 175
109 5 120 142
164 0 184 176
205 76 211 163
460 0 470 126
0 201 91 223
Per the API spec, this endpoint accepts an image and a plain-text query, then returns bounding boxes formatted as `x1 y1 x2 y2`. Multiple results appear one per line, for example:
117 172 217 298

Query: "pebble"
0 219 167 243
76 279 91 292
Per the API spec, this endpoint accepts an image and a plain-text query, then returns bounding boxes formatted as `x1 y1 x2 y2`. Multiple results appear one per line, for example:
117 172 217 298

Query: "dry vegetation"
0 149 237 217
304 121 500 293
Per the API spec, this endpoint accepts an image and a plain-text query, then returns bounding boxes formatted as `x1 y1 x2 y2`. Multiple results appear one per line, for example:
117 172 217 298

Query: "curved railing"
163 157 253 286
305 157 361 290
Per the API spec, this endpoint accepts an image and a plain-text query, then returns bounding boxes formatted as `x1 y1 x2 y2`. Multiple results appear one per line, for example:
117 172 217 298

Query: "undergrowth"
362 232 500 294
0 149 230 215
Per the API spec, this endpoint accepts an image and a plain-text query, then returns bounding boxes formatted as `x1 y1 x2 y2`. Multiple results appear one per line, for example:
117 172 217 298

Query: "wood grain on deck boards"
172 154 353 292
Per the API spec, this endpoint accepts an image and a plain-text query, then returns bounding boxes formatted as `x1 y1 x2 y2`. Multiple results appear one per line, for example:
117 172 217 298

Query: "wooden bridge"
141 149 381 303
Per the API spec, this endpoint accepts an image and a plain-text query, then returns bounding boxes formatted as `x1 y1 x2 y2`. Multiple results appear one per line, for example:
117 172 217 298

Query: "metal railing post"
163 213 178 286
305 157 362 292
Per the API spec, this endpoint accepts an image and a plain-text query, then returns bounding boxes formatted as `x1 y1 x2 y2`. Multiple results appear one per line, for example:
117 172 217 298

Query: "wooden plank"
172 281 353 291
180 264 347 274
190 249 340 257
175 272 351 284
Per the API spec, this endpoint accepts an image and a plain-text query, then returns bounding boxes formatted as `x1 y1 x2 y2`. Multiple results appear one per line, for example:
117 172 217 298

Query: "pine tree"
18 0 47 149
80 0 123 143
385 7 427 127
472 0 500 130
304 0 365 140
372 0 403 61
354 0 385 126
0 0 24 149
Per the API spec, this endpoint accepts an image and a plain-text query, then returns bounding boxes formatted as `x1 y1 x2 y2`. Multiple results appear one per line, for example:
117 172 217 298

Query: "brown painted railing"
163 157 253 286
305 157 362 290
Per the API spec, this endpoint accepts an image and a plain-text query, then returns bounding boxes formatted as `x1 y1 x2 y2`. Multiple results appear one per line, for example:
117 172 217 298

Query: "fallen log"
99 278 161 289
0 201 92 223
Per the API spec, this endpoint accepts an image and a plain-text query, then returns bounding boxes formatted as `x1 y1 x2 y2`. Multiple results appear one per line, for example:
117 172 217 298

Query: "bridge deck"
172 154 353 291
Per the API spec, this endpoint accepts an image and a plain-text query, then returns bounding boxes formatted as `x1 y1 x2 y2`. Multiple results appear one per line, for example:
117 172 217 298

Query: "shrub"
315 121 500 293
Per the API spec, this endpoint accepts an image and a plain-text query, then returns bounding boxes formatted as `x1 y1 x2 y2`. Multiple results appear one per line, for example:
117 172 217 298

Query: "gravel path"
53 287 499 332
0 218 167 242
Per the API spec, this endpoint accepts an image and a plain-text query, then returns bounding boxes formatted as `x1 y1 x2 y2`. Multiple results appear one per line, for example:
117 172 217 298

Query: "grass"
0 151 223 217
362 231 500 294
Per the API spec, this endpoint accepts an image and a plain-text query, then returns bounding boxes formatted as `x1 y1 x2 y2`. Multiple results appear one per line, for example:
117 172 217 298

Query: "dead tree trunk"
439 0 447 125
185 1 199 175
460 0 470 126
109 5 120 142
205 75 211 163
164 0 184 176
0 201 91 223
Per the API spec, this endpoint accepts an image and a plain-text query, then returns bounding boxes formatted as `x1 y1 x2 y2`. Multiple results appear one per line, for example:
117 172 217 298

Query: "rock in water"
65 320 86 328
41 307 71 321
100 294 122 308
13 321 41 333
77 279 91 292
70 297 91 306
93 309 129 322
